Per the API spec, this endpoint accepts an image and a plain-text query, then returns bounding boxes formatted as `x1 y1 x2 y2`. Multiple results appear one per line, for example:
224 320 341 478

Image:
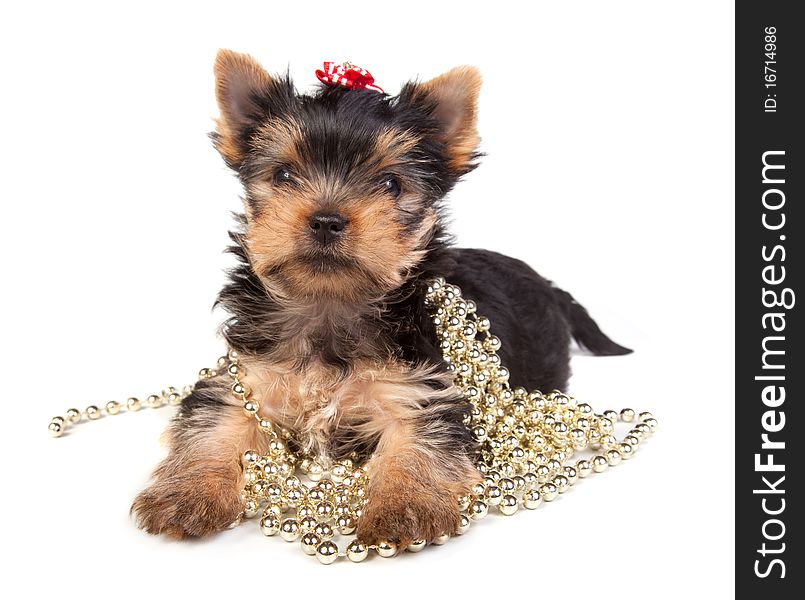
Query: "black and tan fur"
132 50 631 548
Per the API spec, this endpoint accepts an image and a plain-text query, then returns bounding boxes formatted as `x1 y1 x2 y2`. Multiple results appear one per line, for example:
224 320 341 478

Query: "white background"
0 1 734 598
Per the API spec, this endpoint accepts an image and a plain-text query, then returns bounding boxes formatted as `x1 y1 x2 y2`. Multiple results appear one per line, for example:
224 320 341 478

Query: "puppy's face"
212 51 481 302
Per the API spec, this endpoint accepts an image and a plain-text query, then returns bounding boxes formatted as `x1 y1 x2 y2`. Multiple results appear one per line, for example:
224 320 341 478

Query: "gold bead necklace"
48 277 657 564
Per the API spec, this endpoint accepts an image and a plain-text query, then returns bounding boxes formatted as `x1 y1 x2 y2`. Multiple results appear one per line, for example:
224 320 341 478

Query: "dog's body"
132 51 630 548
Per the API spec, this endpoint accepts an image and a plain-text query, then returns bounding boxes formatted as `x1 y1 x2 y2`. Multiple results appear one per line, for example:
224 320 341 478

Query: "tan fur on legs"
356 418 481 550
131 387 267 539
357 449 478 550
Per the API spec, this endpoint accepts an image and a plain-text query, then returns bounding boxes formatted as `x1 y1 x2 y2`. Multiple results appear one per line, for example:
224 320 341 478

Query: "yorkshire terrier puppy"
131 50 631 547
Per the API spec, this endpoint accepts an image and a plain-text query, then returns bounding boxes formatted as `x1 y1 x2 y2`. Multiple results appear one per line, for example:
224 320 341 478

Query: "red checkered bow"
315 61 384 93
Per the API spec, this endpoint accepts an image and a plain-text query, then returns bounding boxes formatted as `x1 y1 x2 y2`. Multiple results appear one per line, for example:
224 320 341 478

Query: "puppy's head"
212 50 481 302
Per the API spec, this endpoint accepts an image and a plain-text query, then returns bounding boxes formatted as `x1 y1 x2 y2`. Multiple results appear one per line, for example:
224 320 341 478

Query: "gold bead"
315 540 339 565
539 483 558 502
227 348 239 362
407 539 426 552
597 417 614 434
576 459 592 478
66 408 81 423
638 411 654 422
619 442 634 460
535 465 551 482
296 504 315 519
268 438 286 454
300 532 320 555
335 515 356 535
299 515 318 531
376 540 397 558
232 382 249 398
167 392 182 405
485 485 502 505
620 408 635 422
260 515 280 536
286 488 303 505
603 409 619 422
624 434 640 448
279 518 300 541
644 417 659 433
243 499 259 518
469 499 488 520
346 540 369 562
313 522 334 540
563 466 578 484
432 533 450 545
484 335 501 353
471 425 488 442
599 434 617 448
457 514 471 534
86 405 101 420
105 400 121 415
48 419 65 437
330 464 347 483
198 368 213 379
307 462 324 482
315 501 334 521
146 394 162 408
605 449 622 466
633 423 651 437
553 474 569 493
227 363 240 377
498 477 516 492
242 401 259 416
457 494 471 511
265 482 282 499
126 397 141 412
523 490 542 509
592 455 609 473
498 494 519 515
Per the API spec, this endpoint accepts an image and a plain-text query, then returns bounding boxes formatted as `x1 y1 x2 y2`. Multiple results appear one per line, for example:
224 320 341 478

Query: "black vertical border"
736 2 800 597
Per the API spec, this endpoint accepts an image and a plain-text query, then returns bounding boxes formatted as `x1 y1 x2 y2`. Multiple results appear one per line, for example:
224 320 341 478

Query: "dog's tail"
551 286 633 356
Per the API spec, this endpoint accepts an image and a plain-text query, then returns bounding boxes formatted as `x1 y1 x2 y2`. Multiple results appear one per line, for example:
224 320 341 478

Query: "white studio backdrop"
0 1 734 598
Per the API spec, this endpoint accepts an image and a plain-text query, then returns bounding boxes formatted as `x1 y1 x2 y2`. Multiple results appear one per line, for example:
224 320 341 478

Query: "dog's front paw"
356 484 460 551
131 477 242 539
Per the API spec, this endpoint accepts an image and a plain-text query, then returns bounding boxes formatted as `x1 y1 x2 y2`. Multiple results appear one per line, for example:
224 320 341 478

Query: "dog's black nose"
309 213 348 246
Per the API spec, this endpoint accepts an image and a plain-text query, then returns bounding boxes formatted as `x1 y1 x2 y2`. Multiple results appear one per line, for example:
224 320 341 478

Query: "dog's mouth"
297 250 356 273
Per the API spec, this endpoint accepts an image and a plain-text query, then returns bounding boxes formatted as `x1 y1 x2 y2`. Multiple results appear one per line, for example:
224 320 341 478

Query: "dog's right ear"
212 49 294 171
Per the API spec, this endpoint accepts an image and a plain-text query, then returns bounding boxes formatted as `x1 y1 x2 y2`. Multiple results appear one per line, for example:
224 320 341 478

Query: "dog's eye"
273 168 294 186
382 176 402 198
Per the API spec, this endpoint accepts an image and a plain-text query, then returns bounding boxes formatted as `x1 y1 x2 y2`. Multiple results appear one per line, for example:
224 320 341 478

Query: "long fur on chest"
240 357 461 465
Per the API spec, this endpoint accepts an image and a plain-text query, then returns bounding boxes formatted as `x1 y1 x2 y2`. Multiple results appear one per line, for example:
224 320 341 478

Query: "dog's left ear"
403 66 482 176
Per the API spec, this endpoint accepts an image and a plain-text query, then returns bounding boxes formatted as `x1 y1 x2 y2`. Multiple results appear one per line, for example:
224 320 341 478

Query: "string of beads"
48 277 657 564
